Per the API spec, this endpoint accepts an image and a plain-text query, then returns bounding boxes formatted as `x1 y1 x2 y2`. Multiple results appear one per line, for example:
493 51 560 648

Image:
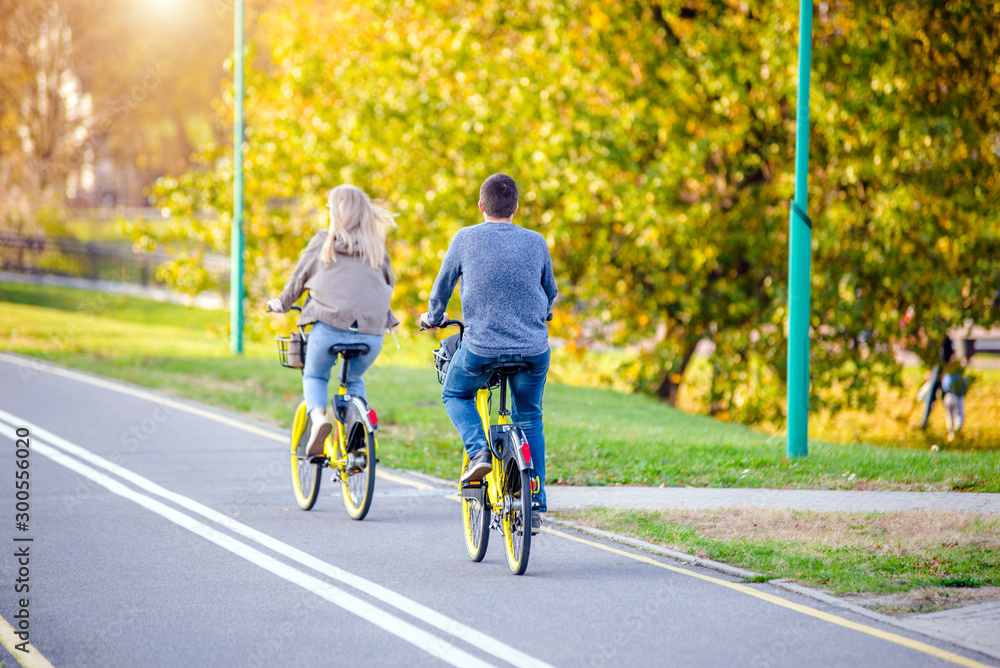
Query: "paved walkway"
545 485 1000 514
904 601 1000 657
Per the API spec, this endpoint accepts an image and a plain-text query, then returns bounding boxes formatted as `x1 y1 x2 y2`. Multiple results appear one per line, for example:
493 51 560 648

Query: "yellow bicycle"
427 320 534 575
276 307 378 520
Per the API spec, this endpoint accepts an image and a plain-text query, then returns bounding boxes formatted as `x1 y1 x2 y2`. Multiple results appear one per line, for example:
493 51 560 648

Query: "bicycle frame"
429 318 533 573
325 360 379 469
470 378 532 515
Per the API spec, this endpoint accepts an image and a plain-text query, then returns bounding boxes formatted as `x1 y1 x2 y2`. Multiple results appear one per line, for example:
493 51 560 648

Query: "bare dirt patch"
564 507 1000 607
635 507 1000 557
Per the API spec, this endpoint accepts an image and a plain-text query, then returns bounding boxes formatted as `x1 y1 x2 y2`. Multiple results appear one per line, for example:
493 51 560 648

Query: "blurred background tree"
140 0 999 424
0 0 265 232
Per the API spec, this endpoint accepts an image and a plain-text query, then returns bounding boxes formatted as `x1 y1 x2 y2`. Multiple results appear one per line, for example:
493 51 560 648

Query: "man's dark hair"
480 173 518 219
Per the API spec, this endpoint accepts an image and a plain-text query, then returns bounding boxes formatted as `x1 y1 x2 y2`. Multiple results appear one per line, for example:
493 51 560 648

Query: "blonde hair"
321 185 396 269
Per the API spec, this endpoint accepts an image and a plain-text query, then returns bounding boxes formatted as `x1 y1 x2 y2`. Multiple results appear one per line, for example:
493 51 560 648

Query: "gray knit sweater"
428 221 558 356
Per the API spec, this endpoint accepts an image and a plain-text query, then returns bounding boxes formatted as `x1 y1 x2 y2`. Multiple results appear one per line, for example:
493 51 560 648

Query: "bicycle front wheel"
461 451 490 561
501 460 531 575
336 422 376 520
290 401 322 510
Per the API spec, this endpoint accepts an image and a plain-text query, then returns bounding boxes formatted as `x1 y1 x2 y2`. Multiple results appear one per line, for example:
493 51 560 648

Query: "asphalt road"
0 354 996 668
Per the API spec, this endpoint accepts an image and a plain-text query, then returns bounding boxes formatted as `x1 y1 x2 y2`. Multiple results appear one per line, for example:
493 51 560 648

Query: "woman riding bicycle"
420 173 557 530
268 185 398 458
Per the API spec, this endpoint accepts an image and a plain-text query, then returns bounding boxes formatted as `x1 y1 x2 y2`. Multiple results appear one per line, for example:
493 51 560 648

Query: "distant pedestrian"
919 335 955 430
941 364 969 441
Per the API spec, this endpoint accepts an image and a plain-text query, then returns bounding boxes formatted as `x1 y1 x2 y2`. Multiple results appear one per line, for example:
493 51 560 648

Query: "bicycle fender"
344 396 378 432
502 426 533 472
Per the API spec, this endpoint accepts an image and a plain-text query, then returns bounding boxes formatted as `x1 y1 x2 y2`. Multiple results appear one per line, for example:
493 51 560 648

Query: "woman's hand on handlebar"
266 300 302 314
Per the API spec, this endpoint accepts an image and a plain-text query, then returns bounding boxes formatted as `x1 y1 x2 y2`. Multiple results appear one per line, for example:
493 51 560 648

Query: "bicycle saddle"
328 343 371 358
482 361 531 375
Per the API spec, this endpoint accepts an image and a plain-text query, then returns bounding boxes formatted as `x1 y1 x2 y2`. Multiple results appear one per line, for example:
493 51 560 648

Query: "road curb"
547 518 761 580
550 517 1000 664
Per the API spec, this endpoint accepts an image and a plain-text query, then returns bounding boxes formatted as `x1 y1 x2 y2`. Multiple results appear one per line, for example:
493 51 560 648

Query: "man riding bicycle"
420 173 558 531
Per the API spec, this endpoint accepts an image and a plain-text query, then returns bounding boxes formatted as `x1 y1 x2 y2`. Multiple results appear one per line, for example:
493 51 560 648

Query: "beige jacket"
277 230 398 335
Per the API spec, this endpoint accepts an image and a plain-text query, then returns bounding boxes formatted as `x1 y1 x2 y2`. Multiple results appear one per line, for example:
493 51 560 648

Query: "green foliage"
138 0 1000 423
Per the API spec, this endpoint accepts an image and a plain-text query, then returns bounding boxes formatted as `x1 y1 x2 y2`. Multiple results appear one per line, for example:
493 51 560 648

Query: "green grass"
3 281 999 491
0 282 222 331
565 508 1000 595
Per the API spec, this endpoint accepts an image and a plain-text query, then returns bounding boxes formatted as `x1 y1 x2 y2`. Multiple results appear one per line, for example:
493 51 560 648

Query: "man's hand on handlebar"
419 312 447 330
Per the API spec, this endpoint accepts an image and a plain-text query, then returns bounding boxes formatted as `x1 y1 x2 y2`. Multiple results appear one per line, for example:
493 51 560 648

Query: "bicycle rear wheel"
336 422 376 520
461 451 490 561
501 459 531 575
290 401 322 510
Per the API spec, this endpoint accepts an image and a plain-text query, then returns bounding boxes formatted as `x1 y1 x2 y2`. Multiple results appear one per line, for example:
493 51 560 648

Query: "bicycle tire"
290 401 322 510
336 421 376 520
501 459 531 575
461 451 490 561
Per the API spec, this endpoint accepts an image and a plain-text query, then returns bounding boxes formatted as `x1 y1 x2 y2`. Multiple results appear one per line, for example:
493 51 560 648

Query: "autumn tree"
0 0 97 228
146 0 1000 422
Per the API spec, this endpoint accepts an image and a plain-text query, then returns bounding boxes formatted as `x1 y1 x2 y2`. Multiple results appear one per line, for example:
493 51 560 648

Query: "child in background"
941 362 970 442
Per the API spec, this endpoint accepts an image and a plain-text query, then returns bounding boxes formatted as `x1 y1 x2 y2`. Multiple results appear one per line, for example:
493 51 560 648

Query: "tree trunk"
656 341 698 406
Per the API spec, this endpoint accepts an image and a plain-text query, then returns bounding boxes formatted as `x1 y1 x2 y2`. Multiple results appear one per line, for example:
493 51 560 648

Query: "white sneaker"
306 413 332 458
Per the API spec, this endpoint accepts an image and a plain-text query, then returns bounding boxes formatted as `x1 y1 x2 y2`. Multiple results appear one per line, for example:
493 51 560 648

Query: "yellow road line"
0 615 55 668
376 470 436 490
542 526 992 668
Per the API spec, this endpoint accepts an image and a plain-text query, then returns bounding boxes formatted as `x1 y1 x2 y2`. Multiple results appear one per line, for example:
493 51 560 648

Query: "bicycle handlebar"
420 318 465 337
267 304 301 313
420 315 549 333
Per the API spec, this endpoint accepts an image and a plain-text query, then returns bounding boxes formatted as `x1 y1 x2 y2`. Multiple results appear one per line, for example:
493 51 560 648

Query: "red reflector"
368 409 378 427
521 440 531 464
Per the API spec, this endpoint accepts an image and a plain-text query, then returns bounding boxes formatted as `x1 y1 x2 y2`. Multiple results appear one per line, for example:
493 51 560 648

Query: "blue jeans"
919 365 942 429
303 322 383 412
442 344 550 512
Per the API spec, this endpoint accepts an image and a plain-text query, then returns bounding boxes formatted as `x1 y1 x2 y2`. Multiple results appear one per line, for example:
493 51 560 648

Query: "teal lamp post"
231 0 245 354
787 0 813 457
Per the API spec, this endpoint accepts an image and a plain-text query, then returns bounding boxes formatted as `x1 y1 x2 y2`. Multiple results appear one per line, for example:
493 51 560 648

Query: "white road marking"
0 408 555 668
0 423 491 668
